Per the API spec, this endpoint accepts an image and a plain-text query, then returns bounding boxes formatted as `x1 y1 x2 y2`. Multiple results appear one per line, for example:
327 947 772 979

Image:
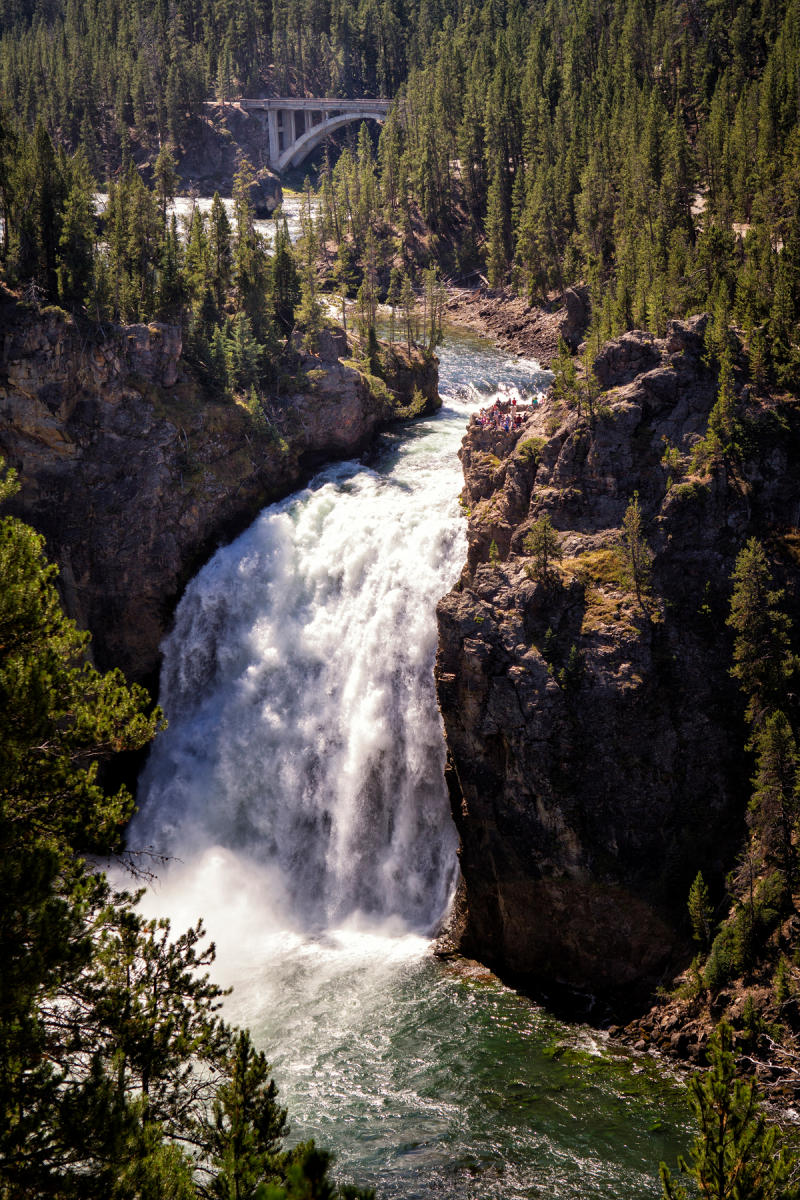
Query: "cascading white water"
94 192 310 247
134 456 461 931
132 345 512 937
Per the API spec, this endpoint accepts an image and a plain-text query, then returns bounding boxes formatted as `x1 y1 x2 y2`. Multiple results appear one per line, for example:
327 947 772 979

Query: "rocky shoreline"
444 284 590 366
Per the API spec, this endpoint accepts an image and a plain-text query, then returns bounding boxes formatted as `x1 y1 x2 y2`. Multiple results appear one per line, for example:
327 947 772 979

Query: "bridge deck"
240 98 390 113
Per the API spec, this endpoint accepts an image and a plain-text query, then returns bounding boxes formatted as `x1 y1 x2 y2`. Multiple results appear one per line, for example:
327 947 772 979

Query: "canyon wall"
0 301 437 687
436 318 800 1008
172 103 283 207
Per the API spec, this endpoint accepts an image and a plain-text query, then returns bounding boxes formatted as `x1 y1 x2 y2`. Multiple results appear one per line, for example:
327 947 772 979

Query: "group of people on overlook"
474 396 531 432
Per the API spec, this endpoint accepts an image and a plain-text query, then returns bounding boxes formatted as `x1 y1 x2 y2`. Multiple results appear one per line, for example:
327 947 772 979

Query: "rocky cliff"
171 103 282 207
0 301 438 688
436 317 800 1010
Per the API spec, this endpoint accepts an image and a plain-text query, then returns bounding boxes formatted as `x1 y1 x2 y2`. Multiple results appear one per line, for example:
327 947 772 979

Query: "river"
130 328 690 1198
94 189 310 245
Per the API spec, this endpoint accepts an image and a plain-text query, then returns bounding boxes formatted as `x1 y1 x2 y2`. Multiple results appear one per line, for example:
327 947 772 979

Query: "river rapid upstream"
130 328 690 1198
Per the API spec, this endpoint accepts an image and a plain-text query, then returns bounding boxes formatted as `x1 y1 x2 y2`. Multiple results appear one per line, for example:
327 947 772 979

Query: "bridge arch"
279 110 388 171
238 98 391 174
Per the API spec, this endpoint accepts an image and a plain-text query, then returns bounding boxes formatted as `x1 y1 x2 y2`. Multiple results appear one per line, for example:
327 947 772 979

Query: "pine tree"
271 217 300 335
184 204 211 306
619 493 653 615
749 711 800 889
523 514 563 582
208 192 233 311
56 146 96 309
0 459 163 1194
227 313 263 390
83 911 231 1137
30 120 62 299
206 1030 289 1198
216 40 234 107
297 182 324 352
687 872 712 950
0 106 17 262
233 159 270 339
422 264 445 354
694 346 741 473
551 338 582 417
485 167 507 289
105 162 162 322
400 271 416 351
155 214 185 322
660 1021 800 1200
727 539 795 733
153 145 178 226
385 267 402 344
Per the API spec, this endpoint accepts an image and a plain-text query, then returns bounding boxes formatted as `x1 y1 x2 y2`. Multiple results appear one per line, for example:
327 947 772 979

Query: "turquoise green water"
221 932 689 1199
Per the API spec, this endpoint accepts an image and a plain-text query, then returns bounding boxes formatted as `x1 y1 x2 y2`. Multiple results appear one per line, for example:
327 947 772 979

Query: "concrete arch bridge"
239 98 391 173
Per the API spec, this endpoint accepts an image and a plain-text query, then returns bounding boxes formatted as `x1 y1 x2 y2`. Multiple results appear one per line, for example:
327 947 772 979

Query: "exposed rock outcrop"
378 342 440 412
0 302 437 687
170 104 283 206
445 285 590 366
435 316 800 1010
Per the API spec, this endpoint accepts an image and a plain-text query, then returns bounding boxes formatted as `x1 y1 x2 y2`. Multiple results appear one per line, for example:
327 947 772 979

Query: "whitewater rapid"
132 335 547 943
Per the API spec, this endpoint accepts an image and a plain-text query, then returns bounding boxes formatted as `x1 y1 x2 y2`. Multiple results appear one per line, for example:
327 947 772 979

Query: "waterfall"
132 403 477 936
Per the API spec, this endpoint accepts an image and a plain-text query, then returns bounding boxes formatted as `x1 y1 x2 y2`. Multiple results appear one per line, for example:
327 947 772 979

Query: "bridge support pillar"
267 110 280 167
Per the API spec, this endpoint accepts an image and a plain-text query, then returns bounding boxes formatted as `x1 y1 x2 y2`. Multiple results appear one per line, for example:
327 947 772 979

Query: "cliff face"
166 104 282 207
436 317 800 1008
0 304 437 687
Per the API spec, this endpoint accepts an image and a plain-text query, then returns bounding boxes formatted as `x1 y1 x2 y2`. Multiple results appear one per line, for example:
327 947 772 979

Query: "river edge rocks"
444 284 590 366
0 297 439 690
434 314 800 1099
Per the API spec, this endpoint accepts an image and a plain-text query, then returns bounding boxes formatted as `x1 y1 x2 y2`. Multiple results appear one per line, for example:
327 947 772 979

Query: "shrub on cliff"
619 492 653 617
523 514 563 583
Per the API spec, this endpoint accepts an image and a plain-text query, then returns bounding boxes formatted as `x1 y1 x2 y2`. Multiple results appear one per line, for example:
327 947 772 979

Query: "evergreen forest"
1 0 799 393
